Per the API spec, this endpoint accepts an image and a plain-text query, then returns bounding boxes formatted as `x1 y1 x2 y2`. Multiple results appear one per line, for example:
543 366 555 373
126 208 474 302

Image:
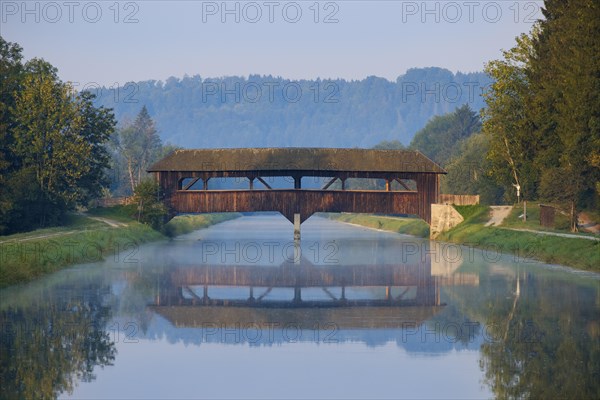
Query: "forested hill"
93 67 491 148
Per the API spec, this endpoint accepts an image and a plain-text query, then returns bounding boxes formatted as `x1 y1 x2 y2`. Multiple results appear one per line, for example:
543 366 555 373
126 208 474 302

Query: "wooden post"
385 179 391 191
249 177 254 190
523 200 527 222
571 200 577 232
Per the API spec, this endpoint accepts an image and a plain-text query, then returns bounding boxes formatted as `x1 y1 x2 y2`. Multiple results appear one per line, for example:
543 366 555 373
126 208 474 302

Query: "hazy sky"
2 1 542 86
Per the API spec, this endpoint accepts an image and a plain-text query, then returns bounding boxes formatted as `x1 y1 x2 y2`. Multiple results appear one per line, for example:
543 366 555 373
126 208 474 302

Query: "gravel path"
501 227 600 241
485 205 513 227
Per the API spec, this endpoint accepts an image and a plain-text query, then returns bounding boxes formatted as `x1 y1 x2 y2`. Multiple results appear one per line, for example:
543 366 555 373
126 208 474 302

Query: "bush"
131 179 167 230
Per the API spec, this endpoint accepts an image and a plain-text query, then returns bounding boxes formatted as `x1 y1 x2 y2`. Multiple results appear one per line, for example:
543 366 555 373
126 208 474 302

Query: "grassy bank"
325 207 599 272
162 213 240 237
438 206 599 272
0 208 239 288
324 213 430 238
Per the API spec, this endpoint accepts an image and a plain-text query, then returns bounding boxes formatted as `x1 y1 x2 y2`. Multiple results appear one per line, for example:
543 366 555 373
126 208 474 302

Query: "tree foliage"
93 69 492 148
442 133 504 204
108 106 178 196
482 1 600 221
0 37 115 234
131 179 168 230
410 104 481 167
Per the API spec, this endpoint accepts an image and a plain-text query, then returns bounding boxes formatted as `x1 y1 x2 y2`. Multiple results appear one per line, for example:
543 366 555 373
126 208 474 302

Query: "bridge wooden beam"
256 177 272 190
394 178 411 190
321 177 338 190
182 177 201 191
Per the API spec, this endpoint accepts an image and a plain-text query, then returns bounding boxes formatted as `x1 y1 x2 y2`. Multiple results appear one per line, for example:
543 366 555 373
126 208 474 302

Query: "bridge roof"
149 305 441 329
148 148 445 174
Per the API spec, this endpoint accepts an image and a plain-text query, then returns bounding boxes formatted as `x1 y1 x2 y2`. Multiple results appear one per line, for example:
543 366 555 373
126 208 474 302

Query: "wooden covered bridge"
148 148 445 238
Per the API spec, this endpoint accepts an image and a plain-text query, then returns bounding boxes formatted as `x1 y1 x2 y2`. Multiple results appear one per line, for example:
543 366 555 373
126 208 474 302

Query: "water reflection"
0 216 598 399
0 275 116 399
478 271 600 398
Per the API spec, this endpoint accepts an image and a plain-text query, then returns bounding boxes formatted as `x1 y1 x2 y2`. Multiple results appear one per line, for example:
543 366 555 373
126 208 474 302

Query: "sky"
2 1 543 86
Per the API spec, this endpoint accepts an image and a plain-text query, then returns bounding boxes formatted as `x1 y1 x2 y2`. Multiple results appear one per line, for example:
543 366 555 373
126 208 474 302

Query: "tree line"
0 37 173 234
385 0 599 217
93 69 492 149
0 37 115 234
482 0 599 227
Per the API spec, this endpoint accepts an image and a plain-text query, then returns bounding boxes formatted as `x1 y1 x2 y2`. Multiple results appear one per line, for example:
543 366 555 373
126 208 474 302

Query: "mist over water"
1 215 598 399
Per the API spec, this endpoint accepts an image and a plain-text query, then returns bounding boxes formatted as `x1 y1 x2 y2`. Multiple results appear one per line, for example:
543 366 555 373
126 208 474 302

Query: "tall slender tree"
482 30 540 203
111 106 163 194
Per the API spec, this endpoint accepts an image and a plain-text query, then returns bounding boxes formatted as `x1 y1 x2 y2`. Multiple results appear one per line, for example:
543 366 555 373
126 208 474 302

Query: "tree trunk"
127 158 136 194
570 200 578 233
502 136 522 201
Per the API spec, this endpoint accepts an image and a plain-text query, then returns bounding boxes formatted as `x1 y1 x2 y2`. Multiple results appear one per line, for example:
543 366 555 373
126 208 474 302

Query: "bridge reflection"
149 257 478 329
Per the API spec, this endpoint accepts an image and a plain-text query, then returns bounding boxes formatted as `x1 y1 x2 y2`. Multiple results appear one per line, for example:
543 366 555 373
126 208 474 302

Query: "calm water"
1 215 598 399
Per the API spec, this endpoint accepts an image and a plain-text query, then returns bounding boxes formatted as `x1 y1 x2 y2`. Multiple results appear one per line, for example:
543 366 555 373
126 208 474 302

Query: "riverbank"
322 213 430 238
326 207 599 272
0 208 239 288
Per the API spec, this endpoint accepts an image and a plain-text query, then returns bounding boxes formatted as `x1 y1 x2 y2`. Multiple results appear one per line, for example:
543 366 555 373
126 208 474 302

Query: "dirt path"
0 214 127 244
85 216 128 228
485 205 513 227
0 230 83 244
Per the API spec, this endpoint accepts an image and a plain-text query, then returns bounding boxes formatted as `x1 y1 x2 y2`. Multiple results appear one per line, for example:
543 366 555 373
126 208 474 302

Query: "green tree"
10 59 114 227
110 106 163 195
0 38 115 233
132 178 167 230
442 133 504 204
530 0 600 228
482 29 540 203
410 104 481 167
372 140 404 150
483 0 599 219
0 37 24 232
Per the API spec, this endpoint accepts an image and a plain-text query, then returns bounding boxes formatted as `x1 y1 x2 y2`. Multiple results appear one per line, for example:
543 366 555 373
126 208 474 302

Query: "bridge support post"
293 213 301 242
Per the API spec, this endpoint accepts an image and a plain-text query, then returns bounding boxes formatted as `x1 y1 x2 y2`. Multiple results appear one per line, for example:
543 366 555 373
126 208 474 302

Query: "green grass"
453 204 490 223
163 213 241 237
324 213 430 238
501 203 573 231
0 221 163 288
0 214 104 243
0 209 240 288
437 205 599 272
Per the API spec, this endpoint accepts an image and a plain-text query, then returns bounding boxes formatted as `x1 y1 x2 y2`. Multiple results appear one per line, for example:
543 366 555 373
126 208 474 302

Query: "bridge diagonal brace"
321 177 338 190
183 286 203 301
395 286 411 301
394 178 411 191
321 287 338 300
256 177 273 190
182 178 201 191
256 287 273 301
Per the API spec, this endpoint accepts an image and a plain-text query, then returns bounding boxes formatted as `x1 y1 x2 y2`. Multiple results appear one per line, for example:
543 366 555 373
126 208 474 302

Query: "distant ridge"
93 67 491 148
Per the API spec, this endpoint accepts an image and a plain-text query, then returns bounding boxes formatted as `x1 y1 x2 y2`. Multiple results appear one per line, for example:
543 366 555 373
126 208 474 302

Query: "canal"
1 215 598 399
